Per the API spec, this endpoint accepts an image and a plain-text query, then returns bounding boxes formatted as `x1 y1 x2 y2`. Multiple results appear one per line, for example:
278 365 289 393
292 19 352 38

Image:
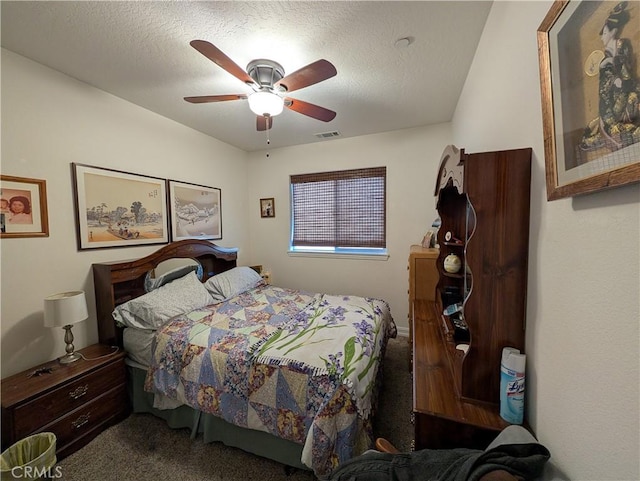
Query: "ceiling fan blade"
285 98 336 122
256 115 273 131
190 40 256 86
276 59 337 92
184 94 248 104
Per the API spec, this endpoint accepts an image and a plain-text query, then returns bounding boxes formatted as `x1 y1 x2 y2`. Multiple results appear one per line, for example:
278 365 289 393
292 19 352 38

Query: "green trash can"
0 433 57 481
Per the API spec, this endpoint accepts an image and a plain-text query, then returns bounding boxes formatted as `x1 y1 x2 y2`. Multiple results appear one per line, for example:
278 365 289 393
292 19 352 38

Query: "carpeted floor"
57 336 412 481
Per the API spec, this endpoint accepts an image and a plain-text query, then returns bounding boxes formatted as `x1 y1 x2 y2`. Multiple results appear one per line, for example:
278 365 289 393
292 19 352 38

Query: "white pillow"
113 271 213 330
204 266 263 302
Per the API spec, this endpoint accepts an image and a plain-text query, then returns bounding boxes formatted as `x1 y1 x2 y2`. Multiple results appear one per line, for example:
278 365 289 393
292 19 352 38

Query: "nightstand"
1 344 129 460
249 264 271 284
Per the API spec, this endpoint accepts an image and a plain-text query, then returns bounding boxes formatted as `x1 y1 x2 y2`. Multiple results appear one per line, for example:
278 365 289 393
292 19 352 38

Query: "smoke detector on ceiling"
394 36 414 49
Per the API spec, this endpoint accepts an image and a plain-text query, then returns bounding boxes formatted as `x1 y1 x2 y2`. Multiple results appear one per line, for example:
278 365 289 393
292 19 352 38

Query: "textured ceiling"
1 1 492 152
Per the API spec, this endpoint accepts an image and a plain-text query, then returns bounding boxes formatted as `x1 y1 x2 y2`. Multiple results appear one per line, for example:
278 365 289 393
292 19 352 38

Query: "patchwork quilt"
145 284 396 476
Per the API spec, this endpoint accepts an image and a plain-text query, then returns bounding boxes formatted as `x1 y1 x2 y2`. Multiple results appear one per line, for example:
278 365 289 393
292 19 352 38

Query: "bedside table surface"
1 344 125 408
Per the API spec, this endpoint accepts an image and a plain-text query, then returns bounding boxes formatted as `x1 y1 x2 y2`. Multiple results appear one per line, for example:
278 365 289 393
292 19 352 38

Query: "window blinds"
290 167 386 248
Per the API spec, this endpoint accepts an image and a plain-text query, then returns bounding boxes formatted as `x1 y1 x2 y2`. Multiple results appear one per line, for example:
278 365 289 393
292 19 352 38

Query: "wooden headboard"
92 239 238 346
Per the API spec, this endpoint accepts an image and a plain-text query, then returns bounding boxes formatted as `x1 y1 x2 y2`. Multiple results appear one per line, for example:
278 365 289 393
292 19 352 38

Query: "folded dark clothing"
327 441 550 481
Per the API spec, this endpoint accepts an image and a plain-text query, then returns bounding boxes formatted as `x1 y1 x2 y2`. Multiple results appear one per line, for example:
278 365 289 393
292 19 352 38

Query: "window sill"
287 250 389 261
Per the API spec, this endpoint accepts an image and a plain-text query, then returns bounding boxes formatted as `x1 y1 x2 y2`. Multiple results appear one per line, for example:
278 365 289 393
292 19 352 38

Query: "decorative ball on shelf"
443 253 462 273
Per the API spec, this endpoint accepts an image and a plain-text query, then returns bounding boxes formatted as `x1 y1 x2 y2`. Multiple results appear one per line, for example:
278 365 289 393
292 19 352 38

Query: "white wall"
0 49 250 377
245 124 451 336
452 3 639 480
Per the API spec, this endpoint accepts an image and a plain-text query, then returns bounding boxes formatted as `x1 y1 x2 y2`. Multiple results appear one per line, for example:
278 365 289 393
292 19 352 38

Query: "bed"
92 240 396 478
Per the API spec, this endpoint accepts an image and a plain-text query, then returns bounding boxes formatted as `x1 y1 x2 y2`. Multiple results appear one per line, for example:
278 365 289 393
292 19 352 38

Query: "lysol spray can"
500 347 526 424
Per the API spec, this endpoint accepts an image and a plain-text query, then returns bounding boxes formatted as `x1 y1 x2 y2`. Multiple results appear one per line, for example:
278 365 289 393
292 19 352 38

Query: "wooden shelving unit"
412 145 532 449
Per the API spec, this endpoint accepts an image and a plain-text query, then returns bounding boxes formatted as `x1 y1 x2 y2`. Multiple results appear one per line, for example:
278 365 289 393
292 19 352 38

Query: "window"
290 167 386 256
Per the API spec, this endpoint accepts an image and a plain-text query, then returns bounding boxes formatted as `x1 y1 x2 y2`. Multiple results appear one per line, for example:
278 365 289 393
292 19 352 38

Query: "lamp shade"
248 91 284 117
44 291 88 328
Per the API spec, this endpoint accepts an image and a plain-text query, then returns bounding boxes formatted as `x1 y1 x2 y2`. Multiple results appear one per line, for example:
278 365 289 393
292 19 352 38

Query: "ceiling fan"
184 40 337 131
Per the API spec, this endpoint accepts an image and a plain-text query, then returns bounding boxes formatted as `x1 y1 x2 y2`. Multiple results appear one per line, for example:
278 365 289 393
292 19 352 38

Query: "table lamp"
44 291 88 364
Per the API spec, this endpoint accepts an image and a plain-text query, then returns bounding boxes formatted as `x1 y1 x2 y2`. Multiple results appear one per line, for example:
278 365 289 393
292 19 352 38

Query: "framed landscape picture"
168 180 222 241
72 163 168 250
537 0 640 200
0 175 49 238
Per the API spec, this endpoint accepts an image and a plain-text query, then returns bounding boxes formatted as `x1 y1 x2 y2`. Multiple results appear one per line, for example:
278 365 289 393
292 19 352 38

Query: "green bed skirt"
128 365 308 470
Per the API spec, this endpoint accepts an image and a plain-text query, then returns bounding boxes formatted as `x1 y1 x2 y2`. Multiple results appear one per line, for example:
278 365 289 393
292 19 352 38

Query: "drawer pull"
69 384 89 400
72 413 90 429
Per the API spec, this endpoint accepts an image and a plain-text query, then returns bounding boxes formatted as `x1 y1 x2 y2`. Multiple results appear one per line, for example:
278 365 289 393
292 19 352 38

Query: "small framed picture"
0 175 49 238
260 198 275 218
421 230 434 248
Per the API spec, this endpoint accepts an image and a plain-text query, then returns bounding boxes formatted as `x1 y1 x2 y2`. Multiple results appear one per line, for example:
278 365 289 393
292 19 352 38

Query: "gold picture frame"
0 175 49 238
260 198 275 218
537 0 640 200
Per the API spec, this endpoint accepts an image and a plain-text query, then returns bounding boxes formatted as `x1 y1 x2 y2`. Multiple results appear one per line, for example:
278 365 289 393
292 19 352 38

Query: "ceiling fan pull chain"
265 116 271 144
265 115 271 158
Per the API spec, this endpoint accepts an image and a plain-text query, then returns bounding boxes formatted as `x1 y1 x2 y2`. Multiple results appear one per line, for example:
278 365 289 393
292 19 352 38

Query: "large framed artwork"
0 175 49 238
168 180 222 241
537 0 640 200
72 163 168 250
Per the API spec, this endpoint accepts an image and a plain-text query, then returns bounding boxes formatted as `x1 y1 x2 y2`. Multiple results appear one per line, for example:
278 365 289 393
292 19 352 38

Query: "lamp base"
59 352 82 364
59 324 82 364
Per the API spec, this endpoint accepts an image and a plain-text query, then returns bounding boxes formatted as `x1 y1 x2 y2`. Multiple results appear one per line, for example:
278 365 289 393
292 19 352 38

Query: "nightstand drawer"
14 361 125 438
45 384 127 450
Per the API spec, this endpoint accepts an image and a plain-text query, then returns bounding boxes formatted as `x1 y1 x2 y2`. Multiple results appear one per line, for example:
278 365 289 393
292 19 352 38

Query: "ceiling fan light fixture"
248 91 284 117
185 41 337 129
